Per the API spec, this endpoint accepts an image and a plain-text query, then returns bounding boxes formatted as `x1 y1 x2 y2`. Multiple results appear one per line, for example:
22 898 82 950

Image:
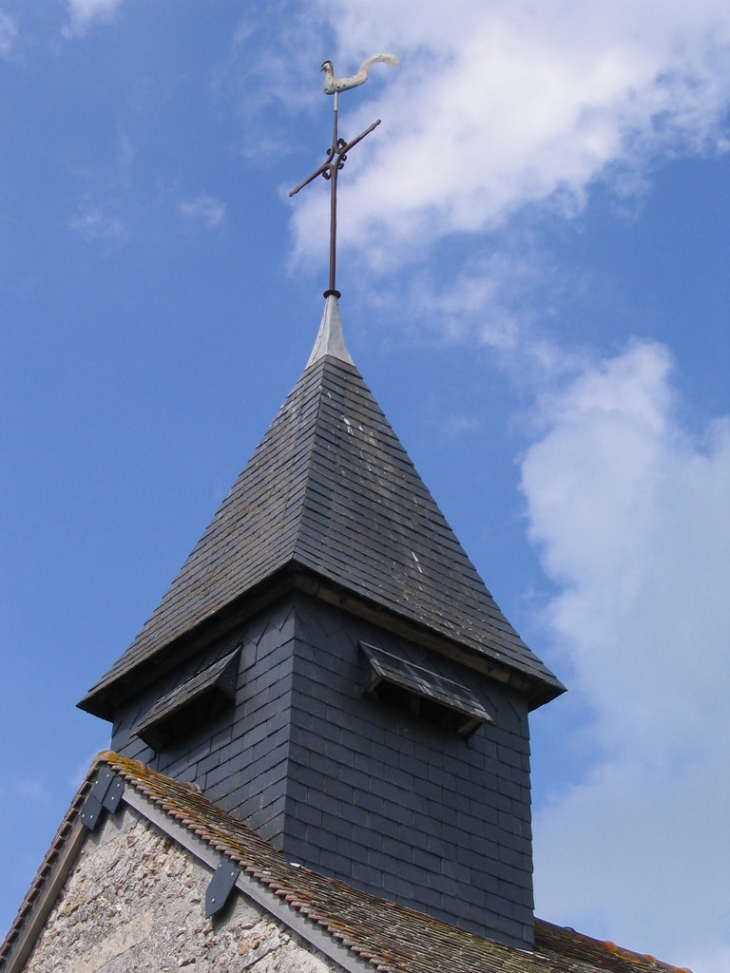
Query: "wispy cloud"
69 203 128 244
287 0 730 270
66 129 136 247
179 194 226 229
0 776 48 804
343 233 597 375
0 8 17 56
521 341 730 972
402 249 554 351
63 0 124 39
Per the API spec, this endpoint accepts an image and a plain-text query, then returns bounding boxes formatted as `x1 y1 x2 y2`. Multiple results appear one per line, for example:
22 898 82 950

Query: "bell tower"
79 294 563 951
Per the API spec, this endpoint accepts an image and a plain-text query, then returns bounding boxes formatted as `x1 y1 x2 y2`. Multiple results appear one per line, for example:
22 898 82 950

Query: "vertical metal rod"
329 93 339 295
290 89 380 299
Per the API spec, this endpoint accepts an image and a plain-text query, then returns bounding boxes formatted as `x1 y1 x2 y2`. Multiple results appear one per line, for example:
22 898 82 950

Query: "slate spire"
80 299 563 719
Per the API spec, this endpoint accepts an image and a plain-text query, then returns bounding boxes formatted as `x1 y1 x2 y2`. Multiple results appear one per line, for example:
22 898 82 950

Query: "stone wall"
23 804 338 973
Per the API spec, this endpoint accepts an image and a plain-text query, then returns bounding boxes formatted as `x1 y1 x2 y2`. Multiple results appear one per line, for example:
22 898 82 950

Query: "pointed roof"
80 299 563 717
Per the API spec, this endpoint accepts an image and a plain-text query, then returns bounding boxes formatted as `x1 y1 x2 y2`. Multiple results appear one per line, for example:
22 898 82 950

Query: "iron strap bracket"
80 767 125 831
205 858 241 918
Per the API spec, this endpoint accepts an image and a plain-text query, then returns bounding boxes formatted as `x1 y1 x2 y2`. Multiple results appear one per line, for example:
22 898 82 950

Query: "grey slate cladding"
112 599 298 847
287 596 535 950
111 592 536 950
81 355 562 714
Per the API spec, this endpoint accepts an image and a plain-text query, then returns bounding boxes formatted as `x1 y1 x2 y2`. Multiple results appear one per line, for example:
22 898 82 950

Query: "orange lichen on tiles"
3 751 693 973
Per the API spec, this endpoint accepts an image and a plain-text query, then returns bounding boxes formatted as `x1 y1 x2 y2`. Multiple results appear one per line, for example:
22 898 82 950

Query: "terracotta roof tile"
2 754 687 973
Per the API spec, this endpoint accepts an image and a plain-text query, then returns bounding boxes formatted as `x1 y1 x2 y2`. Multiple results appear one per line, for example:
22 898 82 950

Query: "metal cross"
289 90 381 298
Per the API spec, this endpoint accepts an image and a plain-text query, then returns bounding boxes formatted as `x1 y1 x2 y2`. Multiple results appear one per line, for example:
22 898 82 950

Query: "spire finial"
289 54 399 298
307 292 354 367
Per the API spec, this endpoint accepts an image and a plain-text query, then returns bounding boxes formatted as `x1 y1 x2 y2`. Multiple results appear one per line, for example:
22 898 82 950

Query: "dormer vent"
135 649 240 751
360 642 492 738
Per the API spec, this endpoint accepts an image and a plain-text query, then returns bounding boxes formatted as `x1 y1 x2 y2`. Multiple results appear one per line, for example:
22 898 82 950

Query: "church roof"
1 753 691 973
80 299 563 718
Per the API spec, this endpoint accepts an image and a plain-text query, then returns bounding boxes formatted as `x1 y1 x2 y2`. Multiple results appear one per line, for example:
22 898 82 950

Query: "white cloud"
520 341 730 972
287 0 730 269
70 204 128 244
179 195 226 229
365 249 541 350
63 0 123 38
0 9 17 55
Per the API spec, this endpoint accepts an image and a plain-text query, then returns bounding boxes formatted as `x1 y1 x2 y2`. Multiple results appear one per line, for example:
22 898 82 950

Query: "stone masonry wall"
23 804 339 973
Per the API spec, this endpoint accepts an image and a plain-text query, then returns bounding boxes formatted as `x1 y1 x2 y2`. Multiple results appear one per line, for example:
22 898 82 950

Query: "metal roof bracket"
205 858 241 918
80 768 124 831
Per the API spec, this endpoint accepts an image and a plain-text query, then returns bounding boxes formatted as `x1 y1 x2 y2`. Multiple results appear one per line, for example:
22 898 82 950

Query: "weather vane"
290 54 399 298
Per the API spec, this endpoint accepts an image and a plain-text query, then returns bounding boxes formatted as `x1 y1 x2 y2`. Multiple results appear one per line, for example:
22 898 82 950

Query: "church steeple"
76 53 565 955
80 300 562 721
78 296 563 951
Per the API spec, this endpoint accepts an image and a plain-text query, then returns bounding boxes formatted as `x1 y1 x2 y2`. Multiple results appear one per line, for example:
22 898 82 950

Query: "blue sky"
1 3 729 970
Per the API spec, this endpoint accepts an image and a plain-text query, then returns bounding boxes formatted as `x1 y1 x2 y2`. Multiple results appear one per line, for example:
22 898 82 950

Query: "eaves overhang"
77 560 565 723
79 351 565 723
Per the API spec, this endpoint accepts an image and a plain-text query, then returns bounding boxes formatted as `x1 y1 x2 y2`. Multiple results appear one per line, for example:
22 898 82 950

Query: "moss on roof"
1 753 691 973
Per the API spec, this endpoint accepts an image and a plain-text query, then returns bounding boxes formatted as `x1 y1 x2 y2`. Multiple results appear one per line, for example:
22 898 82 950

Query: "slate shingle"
80 353 563 717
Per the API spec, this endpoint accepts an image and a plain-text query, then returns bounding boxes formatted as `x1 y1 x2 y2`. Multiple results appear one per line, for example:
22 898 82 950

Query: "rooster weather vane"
290 54 399 298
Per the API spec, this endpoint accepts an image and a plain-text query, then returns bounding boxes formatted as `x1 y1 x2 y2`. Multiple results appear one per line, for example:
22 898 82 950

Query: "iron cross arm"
289 118 381 197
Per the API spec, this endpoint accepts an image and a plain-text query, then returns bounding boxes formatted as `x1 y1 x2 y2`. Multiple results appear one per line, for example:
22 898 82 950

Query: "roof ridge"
3 753 691 973
291 355 337 564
